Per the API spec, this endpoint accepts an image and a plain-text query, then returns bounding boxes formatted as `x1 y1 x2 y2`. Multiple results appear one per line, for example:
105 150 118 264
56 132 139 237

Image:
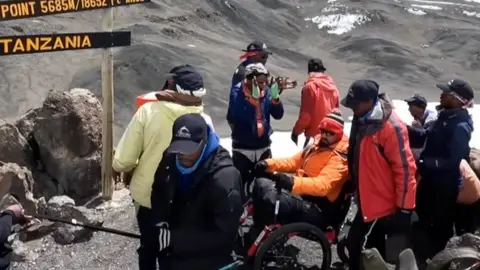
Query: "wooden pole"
101 7 114 200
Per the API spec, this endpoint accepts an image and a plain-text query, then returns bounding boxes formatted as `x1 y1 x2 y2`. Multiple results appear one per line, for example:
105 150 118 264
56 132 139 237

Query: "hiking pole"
33 213 141 239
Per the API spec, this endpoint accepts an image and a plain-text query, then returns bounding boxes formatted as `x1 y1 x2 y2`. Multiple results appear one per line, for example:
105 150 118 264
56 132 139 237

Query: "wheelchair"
222 181 355 270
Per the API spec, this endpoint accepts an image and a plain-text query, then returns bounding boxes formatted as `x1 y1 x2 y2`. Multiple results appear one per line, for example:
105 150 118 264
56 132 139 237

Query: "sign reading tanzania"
0 0 151 21
0 32 131 56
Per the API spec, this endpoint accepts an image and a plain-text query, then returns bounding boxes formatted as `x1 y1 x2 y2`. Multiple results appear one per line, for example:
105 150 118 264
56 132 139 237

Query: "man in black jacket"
151 113 243 270
0 204 25 270
408 79 474 259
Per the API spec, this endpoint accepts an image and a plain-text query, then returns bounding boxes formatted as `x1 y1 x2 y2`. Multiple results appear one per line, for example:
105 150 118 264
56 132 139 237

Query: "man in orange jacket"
291 59 340 147
252 109 349 228
340 80 417 269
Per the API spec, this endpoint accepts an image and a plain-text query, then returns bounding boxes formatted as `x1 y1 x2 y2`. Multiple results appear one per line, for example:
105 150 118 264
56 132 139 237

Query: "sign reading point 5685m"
0 0 151 21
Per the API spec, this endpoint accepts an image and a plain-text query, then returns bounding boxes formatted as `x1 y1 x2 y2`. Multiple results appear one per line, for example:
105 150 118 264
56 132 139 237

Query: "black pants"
416 178 459 259
346 211 411 270
232 148 272 202
251 178 324 227
137 206 160 270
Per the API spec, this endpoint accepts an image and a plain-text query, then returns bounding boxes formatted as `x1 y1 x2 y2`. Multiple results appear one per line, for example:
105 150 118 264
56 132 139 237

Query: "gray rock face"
32 88 102 202
0 163 36 214
0 121 34 168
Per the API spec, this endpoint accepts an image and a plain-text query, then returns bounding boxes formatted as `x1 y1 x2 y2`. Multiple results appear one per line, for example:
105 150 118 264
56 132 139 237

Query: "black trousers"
137 206 160 270
416 178 459 259
251 178 324 227
232 148 272 202
346 210 411 270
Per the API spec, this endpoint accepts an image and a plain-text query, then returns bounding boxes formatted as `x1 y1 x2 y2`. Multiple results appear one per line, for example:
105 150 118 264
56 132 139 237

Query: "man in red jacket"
291 59 340 147
340 80 417 269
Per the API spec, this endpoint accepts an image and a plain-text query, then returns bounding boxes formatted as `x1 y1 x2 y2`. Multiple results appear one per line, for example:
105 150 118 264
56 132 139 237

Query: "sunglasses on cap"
320 129 335 136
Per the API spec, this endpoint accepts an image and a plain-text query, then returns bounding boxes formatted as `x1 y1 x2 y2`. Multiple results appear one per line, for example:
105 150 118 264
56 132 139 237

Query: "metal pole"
101 7 114 200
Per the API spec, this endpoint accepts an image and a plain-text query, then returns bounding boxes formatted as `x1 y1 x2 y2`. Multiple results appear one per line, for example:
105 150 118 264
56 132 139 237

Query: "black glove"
270 173 294 192
254 161 268 174
391 208 414 233
290 131 298 145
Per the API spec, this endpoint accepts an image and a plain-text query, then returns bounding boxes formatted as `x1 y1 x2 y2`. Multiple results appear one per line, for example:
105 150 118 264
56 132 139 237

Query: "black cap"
308 58 326 73
242 41 271 54
162 65 204 92
404 94 427 107
436 79 474 101
166 114 208 155
341 80 379 109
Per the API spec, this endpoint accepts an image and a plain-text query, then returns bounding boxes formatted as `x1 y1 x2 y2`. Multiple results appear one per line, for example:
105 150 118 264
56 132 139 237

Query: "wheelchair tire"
253 222 331 270
336 237 349 263
426 247 480 270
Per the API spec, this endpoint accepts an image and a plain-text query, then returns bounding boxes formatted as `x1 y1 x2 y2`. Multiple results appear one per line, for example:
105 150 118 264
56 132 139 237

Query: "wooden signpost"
1 0 151 200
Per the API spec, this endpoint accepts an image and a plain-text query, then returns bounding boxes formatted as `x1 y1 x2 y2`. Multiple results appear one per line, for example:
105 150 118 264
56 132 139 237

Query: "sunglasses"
320 129 335 136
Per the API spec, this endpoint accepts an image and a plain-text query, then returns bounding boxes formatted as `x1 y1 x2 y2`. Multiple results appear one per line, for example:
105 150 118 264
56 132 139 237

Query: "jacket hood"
360 93 394 124
306 73 337 92
438 108 474 132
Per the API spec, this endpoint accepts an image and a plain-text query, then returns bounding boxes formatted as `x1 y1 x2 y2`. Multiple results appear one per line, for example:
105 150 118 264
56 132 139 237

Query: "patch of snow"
411 4 443 9
405 0 475 8
464 0 480 3
306 14 371 35
463 10 480 17
407 7 427 15
187 44 196 47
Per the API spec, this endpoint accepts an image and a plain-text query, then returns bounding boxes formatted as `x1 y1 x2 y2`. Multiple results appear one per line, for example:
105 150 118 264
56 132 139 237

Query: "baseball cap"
308 58 327 72
158 65 206 98
340 79 380 109
166 114 208 155
404 94 427 107
436 79 474 101
239 41 272 59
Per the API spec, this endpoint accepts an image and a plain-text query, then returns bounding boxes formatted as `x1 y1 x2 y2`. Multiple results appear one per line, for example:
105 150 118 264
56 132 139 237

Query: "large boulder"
32 88 102 202
0 120 34 167
0 163 36 214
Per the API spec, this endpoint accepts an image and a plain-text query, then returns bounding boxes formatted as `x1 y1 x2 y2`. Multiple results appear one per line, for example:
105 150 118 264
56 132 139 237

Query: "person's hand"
412 120 422 128
6 204 24 219
290 131 298 145
112 169 122 183
270 173 294 192
123 172 133 188
270 82 280 100
156 222 171 252
391 208 414 233
254 161 269 174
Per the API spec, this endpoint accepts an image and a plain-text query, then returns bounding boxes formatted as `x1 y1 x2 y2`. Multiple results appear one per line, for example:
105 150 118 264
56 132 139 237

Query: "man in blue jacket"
408 79 474 259
227 62 284 201
231 41 271 89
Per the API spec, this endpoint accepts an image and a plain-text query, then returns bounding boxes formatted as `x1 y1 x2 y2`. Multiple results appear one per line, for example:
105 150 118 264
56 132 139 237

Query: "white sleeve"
201 113 215 132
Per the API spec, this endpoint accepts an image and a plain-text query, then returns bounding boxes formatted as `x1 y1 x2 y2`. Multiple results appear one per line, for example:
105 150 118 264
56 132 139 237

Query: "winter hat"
318 109 344 138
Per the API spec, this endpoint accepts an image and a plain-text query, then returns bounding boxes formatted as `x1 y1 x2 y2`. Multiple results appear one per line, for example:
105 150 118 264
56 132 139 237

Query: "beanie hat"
318 109 344 138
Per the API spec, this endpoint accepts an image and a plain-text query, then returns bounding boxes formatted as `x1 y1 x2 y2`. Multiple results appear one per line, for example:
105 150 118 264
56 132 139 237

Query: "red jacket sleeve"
293 83 315 135
383 117 417 210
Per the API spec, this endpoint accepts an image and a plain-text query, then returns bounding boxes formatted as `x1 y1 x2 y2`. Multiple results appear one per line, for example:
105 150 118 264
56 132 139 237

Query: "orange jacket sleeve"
265 151 303 174
383 118 417 210
291 151 349 200
293 83 315 135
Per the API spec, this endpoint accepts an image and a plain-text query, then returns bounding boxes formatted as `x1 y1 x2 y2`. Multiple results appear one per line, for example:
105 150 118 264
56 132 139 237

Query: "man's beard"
319 139 330 147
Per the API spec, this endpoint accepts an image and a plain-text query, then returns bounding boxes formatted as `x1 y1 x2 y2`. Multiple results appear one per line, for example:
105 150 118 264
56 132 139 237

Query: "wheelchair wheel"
253 222 331 270
426 247 480 270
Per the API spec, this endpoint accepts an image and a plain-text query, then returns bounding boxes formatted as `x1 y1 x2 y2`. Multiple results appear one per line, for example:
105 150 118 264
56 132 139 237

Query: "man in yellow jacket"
252 109 350 228
112 65 208 270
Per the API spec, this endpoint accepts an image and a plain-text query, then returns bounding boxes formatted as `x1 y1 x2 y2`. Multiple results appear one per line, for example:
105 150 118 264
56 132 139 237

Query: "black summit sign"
0 0 150 21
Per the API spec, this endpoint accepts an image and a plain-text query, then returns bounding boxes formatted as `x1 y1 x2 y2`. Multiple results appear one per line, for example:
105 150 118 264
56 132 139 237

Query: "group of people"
108 40 479 270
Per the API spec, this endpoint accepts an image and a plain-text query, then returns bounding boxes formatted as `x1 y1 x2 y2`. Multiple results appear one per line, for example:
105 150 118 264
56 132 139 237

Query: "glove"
270 173 294 192
156 222 171 252
391 208 413 233
270 82 280 100
254 161 268 174
290 131 298 145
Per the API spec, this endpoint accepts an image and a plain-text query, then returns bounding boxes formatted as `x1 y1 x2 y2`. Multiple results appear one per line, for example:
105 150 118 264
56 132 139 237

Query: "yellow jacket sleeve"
291 152 349 201
112 108 146 172
265 151 303 174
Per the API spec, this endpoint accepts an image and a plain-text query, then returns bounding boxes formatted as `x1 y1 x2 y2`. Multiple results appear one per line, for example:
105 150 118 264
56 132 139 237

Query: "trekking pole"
33 213 141 239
